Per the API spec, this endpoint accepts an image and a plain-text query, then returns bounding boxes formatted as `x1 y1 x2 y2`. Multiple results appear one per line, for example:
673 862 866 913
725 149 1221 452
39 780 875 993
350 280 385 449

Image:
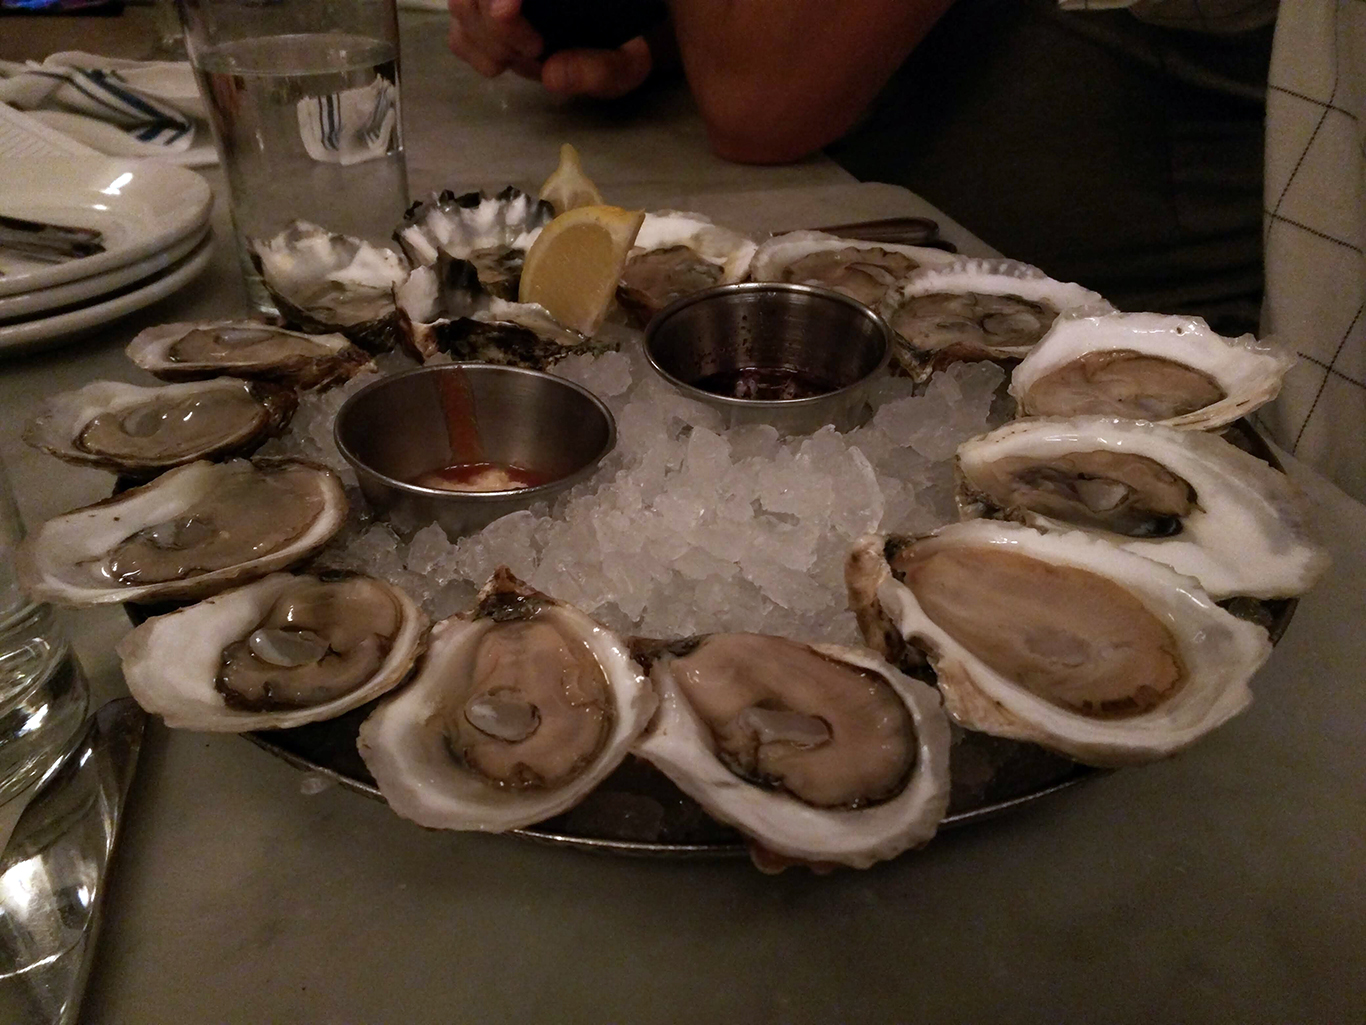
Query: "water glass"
179 0 411 314
0 463 89 807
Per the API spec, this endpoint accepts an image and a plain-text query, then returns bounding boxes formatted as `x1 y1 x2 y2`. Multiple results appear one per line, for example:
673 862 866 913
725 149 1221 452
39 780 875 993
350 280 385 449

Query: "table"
3 10 1364 1023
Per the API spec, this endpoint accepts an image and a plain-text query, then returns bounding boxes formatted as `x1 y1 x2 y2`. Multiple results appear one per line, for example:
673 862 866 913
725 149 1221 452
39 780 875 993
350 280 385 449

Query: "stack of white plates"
0 155 215 357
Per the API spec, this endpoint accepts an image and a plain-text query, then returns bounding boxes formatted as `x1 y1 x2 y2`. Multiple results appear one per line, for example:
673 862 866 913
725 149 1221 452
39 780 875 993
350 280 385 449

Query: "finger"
486 0 521 20
543 37 652 99
449 22 510 77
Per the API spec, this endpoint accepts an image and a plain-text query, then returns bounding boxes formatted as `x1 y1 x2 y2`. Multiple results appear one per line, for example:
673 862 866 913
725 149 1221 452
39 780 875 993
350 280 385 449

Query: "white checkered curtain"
1259 1 1366 502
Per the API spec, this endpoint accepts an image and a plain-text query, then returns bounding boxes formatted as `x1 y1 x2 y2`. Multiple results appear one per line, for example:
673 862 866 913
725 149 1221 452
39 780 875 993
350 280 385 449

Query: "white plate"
0 224 211 321
0 236 214 356
0 156 212 297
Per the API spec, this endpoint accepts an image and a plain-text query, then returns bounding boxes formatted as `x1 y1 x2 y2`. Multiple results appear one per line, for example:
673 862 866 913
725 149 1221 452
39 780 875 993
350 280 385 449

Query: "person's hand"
447 0 545 80
448 0 655 99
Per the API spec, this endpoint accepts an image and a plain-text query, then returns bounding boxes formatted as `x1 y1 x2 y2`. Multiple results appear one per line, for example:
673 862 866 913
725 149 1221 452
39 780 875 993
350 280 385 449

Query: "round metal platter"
231 419 1296 859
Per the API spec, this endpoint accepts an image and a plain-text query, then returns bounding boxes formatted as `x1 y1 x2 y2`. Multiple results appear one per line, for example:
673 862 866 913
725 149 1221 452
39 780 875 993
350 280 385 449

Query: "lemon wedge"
539 143 605 215
518 204 645 336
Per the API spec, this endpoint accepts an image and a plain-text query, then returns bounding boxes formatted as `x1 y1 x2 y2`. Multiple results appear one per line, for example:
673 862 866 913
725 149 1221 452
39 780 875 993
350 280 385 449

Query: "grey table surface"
2 10 1364 1024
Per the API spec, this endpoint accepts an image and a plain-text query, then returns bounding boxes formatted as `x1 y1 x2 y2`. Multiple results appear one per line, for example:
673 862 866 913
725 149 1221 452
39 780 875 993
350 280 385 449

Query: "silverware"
810 215 958 252
0 699 146 1025
0 217 105 263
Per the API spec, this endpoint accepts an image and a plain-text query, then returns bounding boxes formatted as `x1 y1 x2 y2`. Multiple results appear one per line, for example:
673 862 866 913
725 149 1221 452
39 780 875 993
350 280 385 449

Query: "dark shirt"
826 0 1274 335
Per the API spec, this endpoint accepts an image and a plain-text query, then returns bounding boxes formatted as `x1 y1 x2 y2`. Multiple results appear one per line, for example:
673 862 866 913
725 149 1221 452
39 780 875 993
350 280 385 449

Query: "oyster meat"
118 572 428 731
250 220 410 352
846 523 1273 767
17 457 347 606
357 569 657 832
955 416 1329 599
632 633 951 870
615 211 757 326
878 259 1113 381
1010 313 1295 429
127 320 372 390
749 229 959 310
24 378 297 477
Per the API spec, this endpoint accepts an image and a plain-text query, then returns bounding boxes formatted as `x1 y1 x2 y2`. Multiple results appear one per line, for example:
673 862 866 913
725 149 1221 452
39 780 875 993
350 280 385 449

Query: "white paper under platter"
0 155 212 297
0 235 214 355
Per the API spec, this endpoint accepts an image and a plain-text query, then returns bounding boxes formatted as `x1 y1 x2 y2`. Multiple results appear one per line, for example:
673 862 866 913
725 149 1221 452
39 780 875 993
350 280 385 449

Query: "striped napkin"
0 51 216 166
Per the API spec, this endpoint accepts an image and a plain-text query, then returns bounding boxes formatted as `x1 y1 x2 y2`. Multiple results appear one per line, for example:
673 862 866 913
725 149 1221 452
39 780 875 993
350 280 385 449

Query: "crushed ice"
259 344 1006 645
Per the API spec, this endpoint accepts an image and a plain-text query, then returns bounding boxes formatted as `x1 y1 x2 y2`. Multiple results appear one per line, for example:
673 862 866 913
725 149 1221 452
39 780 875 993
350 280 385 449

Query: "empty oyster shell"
127 320 371 390
394 186 553 312
250 220 410 352
878 259 1114 382
1010 313 1295 429
17 458 347 606
357 568 657 832
749 229 958 310
24 378 297 477
632 633 951 870
117 572 428 731
955 416 1329 599
846 524 1273 767
615 211 757 327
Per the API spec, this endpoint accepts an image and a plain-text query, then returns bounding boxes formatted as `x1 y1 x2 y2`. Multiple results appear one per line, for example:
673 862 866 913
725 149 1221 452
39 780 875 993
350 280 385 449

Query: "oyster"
249 220 410 352
17 458 347 606
357 569 657 832
749 229 959 310
615 211 757 327
24 378 297 477
632 633 950 870
955 416 1329 599
394 186 554 311
878 259 1114 382
127 320 371 391
117 572 428 731
846 523 1273 767
1010 313 1295 429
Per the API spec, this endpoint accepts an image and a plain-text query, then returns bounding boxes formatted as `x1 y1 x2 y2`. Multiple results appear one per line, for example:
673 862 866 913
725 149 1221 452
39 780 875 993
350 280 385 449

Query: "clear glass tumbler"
0 463 89 807
179 0 411 314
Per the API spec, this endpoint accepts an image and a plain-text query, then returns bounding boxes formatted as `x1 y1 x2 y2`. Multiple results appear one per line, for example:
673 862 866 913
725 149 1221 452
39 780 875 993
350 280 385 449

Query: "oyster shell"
117 572 428 731
878 259 1114 382
357 569 657 832
955 416 1329 599
632 632 951 869
749 229 959 310
249 220 410 352
394 186 553 310
1009 313 1295 429
24 378 297 477
846 524 1273 767
17 458 347 606
127 320 372 390
615 211 757 327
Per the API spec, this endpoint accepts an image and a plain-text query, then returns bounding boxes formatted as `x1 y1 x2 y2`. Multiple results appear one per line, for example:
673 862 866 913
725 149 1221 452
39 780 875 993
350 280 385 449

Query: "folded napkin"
0 51 216 166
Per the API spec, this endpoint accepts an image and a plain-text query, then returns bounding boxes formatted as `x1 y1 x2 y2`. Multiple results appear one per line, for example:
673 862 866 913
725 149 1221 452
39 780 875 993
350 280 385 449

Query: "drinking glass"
179 0 411 314
0 462 89 807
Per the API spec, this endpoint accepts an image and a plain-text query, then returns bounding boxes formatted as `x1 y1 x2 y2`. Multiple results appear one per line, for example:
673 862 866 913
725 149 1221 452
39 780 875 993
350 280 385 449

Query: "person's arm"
667 0 955 164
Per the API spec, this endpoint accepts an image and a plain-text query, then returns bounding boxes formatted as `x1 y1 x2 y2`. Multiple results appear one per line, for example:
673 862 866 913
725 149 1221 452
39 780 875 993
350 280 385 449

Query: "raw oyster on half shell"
631 632 951 870
127 321 372 390
24 378 297 477
878 259 1113 382
394 186 553 313
17 457 347 606
846 523 1272 767
615 211 757 327
357 569 657 832
954 416 1328 599
1010 313 1295 429
749 229 958 311
118 572 428 731
249 220 410 352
